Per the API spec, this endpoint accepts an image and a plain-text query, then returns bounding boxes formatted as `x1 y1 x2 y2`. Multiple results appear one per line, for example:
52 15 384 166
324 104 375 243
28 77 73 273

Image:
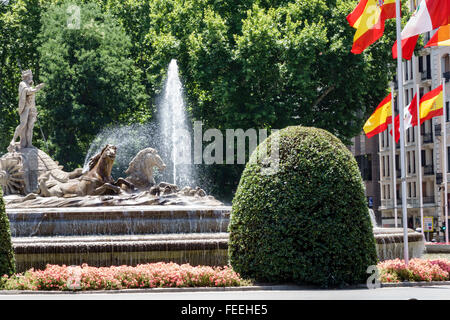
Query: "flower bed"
0 263 250 291
378 258 450 283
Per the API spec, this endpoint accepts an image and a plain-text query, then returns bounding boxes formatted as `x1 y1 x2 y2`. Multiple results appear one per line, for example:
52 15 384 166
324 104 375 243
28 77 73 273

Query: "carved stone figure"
9 70 45 152
0 155 25 194
125 147 166 189
38 144 133 197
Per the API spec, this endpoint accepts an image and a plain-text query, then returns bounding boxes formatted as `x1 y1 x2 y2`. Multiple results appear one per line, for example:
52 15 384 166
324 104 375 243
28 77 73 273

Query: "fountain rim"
5 204 232 214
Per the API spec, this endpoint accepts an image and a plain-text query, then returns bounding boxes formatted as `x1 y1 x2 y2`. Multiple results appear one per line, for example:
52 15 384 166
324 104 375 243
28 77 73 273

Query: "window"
447 101 450 122
407 151 411 173
355 154 372 181
410 59 413 80
387 155 390 177
420 55 431 79
447 147 450 173
443 54 450 73
405 61 409 81
386 131 389 147
421 150 426 166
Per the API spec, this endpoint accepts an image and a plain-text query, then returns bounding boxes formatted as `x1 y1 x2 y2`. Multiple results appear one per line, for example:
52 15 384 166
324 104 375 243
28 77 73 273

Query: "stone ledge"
425 244 450 253
380 281 450 288
2 282 450 294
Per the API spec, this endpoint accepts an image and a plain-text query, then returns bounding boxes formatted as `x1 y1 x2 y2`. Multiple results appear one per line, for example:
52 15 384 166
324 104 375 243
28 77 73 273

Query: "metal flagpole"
416 83 424 237
443 78 449 244
395 0 409 264
391 86 398 228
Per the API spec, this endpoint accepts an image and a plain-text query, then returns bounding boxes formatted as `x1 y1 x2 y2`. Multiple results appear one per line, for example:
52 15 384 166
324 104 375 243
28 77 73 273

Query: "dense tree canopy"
37 1 147 168
0 0 410 198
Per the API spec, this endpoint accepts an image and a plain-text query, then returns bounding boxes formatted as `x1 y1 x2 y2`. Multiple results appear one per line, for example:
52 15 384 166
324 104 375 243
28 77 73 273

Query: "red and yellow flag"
347 0 397 54
425 24 450 47
419 85 444 123
363 93 393 138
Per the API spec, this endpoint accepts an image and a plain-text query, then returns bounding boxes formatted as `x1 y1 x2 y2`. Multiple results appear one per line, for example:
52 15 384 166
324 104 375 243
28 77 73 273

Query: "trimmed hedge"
228 126 377 287
0 187 15 277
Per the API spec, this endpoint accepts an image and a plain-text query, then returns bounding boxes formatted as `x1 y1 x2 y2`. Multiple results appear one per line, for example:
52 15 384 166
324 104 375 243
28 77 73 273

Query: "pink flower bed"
0 263 249 291
378 258 450 283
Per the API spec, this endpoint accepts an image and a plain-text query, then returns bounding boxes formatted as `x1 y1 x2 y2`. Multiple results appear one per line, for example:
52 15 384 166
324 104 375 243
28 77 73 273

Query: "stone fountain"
0 68 230 272
369 210 425 261
0 67 425 273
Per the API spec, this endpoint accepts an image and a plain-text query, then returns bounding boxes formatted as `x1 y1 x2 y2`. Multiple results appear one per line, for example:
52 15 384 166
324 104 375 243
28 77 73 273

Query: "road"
0 286 449 300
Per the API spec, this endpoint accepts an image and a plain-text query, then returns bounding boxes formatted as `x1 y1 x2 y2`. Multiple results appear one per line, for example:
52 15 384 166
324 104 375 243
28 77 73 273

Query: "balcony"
423 196 435 204
424 164 434 175
390 197 434 206
444 71 450 83
381 199 394 208
421 71 432 81
396 198 420 207
422 132 433 144
435 123 442 136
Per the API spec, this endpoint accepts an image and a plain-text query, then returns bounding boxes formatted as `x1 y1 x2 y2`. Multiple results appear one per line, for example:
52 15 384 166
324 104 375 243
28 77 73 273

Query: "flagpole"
443 78 449 244
416 83 424 237
395 0 409 264
391 87 398 228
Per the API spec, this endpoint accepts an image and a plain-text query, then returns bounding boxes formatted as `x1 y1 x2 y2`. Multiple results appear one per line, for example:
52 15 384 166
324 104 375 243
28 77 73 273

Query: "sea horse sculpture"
38 144 133 197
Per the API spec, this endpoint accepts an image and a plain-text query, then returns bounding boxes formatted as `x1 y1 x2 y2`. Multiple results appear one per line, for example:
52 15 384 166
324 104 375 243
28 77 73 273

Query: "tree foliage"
0 187 15 277
0 0 410 197
36 1 148 168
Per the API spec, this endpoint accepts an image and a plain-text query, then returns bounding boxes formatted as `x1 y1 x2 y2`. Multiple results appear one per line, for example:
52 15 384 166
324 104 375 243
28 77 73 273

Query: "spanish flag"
363 93 393 138
425 24 450 47
347 0 397 54
419 85 444 123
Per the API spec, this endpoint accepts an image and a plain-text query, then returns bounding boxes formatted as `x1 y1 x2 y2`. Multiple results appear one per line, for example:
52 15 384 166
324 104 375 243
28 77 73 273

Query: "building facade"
349 1 450 241
377 35 450 241
349 134 381 225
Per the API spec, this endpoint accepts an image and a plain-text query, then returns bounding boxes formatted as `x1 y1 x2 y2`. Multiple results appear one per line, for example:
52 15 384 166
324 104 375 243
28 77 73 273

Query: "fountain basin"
7 205 230 237
7 205 425 271
13 233 229 271
7 205 230 272
373 227 425 261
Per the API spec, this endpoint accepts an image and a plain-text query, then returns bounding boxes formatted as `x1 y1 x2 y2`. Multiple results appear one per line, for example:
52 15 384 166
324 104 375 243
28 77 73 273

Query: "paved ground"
1 286 449 300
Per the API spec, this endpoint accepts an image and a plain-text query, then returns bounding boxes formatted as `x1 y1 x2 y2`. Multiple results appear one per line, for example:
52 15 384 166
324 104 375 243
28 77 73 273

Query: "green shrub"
0 187 15 277
228 126 377 287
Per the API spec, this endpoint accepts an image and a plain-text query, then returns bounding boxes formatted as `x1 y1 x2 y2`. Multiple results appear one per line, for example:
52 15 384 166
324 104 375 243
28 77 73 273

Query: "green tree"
0 187 15 277
184 0 408 144
0 0 51 152
37 1 148 169
0 0 413 200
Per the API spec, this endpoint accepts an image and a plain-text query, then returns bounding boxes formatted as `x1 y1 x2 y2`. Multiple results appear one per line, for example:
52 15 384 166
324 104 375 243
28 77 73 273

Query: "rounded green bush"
0 187 15 277
228 126 377 287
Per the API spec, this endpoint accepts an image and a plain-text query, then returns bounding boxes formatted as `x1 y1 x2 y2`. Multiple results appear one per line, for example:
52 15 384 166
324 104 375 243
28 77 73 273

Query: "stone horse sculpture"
125 147 166 190
38 144 133 197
